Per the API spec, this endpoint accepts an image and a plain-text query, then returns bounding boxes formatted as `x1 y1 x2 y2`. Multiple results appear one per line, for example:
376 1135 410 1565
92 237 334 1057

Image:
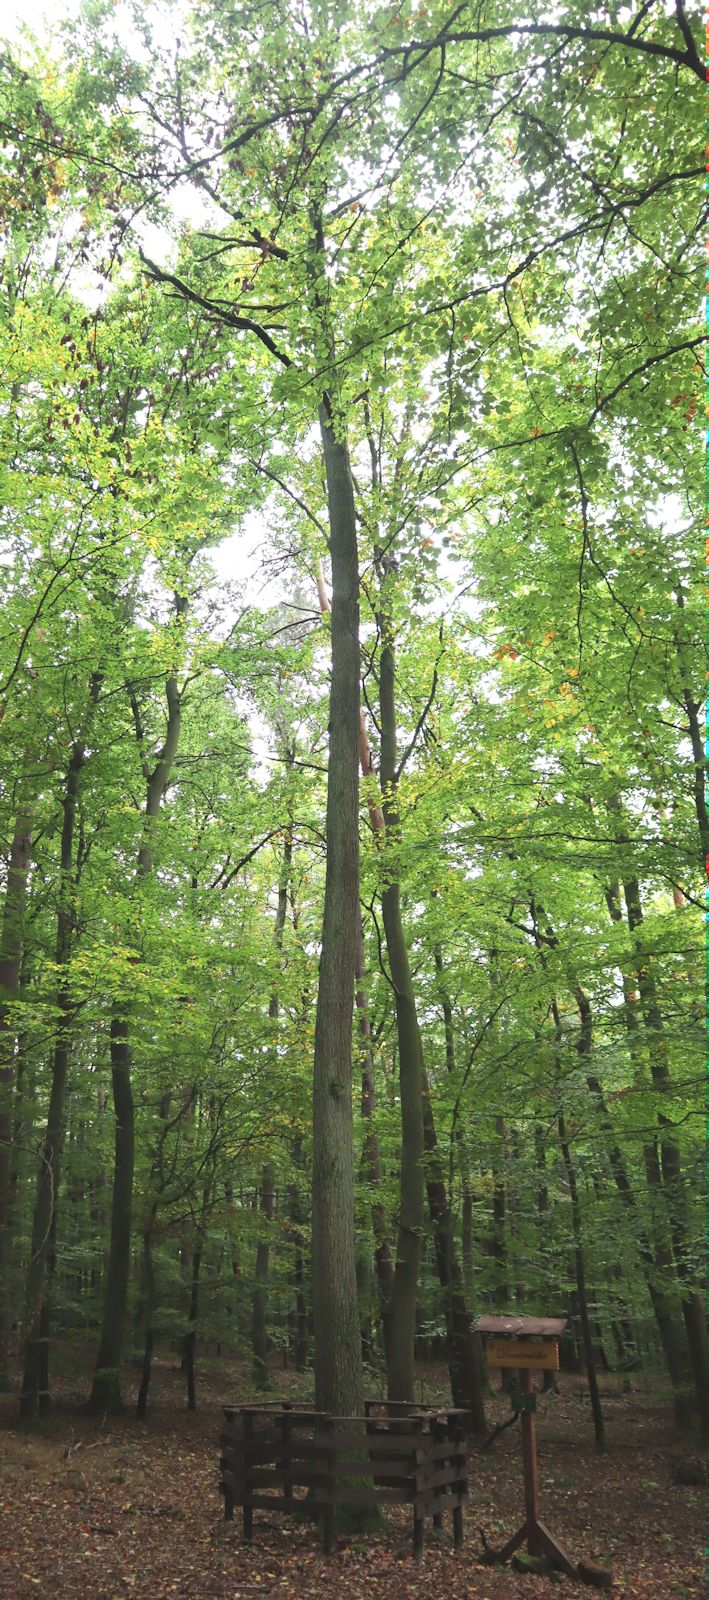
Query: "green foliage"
0 0 702 1412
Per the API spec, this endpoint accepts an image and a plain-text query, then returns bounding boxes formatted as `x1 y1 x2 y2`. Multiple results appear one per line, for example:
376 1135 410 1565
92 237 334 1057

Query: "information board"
485 1337 559 1371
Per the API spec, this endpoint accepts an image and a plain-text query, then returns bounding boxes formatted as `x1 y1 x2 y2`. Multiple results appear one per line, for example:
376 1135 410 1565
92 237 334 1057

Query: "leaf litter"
0 1355 703 1600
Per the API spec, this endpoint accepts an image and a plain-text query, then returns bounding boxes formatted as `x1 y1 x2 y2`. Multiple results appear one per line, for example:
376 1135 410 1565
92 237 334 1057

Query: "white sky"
5 0 73 43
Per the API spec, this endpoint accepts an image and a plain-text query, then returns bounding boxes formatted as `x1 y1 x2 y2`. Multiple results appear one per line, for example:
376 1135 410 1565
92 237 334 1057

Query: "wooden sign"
485 1338 559 1371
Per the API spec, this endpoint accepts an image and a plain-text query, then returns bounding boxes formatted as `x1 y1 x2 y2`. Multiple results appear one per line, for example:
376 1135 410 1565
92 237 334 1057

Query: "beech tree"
0 0 703 1442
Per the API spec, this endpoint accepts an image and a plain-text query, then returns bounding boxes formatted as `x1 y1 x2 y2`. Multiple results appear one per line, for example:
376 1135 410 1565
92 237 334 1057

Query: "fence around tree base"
219 1400 469 1555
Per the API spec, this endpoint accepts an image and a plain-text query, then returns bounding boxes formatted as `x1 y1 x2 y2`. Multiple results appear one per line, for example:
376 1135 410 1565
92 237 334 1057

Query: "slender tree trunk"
377 599 424 1405
252 1169 275 1390
0 802 33 1388
136 1226 156 1419
90 1012 135 1412
35 1217 57 1417
287 1147 308 1374
252 829 292 1389
356 921 394 1357
21 690 98 1419
557 1109 607 1451
673 586 709 864
427 943 486 1427
183 1181 211 1413
420 1071 487 1431
508 1127 526 1307
462 1183 474 1305
610 830 708 1437
584 1068 690 1419
90 664 183 1412
600 882 692 1420
490 1115 509 1303
310 390 363 1418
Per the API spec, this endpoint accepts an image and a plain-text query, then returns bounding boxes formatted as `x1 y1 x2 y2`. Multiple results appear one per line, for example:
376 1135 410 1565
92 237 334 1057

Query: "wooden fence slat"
218 1401 470 1557
417 1464 470 1492
424 1439 468 1465
221 1437 426 1464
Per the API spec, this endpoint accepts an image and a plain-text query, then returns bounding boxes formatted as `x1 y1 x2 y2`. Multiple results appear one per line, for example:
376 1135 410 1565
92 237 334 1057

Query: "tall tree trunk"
673 586 709 864
136 1225 157 1419
90 663 183 1412
356 921 394 1359
557 1109 607 1451
490 1115 509 1303
584 1067 690 1420
428 943 486 1428
90 1012 135 1413
0 801 33 1388
377 589 424 1405
461 1183 474 1303
420 1071 487 1432
252 1169 275 1390
183 1179 212 1412
286 1137 308 1374
134 1087 175 1419
21 681 99 1420
608 813 708 1438
310 390 363 1418
252 831 292 1390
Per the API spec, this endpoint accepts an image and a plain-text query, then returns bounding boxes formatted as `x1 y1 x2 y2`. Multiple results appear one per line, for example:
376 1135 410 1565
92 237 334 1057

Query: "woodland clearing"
0 1355 704 1600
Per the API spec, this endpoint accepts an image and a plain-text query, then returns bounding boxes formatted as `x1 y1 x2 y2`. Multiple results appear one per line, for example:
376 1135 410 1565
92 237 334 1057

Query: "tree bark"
557 1109 607 1451
310 394 363 1418
0 801 33 1388
252 832 292 1389
136 1226 156 1419
356 921 394 1358
90 660 183 1412
420 1071 487 1431
428 944 486 1427
252 1169 275 1390
377 592 424 1405
183 1179 212 1412
21 679 99 1419
607 812 708 1438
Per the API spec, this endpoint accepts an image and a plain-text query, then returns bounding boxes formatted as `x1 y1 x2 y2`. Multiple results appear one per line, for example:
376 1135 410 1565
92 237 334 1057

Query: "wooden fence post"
452 1418 465 1548
242 1411 254 1542
432 1416 444 1532
278 1407 292 1500
412 1416 425 1557
322 1415 336 1556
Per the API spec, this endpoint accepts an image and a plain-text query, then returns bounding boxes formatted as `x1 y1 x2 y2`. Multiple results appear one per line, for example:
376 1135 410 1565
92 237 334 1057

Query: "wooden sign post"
476 1315 577 1579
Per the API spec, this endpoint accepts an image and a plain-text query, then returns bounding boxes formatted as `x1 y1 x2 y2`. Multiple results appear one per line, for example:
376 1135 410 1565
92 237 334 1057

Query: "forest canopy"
0 0 704 1453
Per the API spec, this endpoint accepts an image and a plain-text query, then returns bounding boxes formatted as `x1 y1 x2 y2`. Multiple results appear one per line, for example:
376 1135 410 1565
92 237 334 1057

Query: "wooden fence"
220 1401 469 1555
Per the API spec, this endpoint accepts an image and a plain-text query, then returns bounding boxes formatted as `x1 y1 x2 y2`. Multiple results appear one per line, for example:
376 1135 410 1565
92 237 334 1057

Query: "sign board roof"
474 1315 567 1337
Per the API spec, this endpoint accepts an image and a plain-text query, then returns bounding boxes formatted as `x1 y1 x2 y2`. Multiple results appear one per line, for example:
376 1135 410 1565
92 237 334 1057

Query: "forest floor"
0 1350 704 1600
